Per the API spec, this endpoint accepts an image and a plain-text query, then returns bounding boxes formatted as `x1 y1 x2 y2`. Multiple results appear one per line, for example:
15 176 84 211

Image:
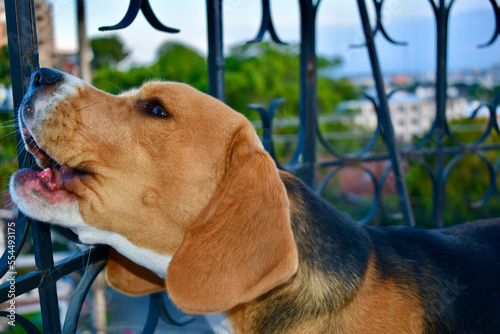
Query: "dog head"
10 68 298 313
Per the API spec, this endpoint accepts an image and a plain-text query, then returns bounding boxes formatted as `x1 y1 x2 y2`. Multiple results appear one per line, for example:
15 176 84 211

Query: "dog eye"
147 103 170 118
150 104 168 117
135 99 171 119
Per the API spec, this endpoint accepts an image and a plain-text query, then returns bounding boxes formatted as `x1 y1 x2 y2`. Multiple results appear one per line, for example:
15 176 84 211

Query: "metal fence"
0 0 499 332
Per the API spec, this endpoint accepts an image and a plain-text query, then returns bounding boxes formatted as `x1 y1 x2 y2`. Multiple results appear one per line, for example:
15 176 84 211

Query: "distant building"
0 3 7 47
392 73 414 87
53 52 80 77
0 0 55 67
34 0 55 67
338 89 467 144
490 62 500 87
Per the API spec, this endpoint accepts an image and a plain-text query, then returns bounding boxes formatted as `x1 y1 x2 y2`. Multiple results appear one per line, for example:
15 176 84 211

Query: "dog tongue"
36 166 71 191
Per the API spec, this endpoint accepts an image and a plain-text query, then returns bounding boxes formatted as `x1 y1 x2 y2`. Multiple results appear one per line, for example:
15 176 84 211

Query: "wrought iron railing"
1 0 499 332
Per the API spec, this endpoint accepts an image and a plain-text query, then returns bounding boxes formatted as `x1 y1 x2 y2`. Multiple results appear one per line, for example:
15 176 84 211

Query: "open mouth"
21 118 61 169
14 117 86 204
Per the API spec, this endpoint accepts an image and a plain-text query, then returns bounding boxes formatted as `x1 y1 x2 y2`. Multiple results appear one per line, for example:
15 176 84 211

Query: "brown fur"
106 248 164 295
167 125 298 313
337 256 424 334
15 71 500 333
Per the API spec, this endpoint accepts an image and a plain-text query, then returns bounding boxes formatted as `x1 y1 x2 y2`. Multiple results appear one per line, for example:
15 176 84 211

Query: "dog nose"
30 68 62 88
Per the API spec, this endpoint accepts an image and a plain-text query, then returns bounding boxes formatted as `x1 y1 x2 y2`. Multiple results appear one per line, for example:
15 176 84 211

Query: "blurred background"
0 0 499 332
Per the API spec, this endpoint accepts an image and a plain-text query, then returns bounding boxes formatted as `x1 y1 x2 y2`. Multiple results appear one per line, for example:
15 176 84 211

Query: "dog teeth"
37 167 65 191
37 168 52 183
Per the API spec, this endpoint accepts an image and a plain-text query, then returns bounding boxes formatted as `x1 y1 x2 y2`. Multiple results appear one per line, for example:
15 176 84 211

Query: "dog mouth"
21 118 61 169
13 117 87 204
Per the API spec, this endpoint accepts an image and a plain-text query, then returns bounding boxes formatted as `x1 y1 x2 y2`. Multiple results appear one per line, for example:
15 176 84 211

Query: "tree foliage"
90 35 129 69
93 42 207 94
92 41 355 120
0 45 11 86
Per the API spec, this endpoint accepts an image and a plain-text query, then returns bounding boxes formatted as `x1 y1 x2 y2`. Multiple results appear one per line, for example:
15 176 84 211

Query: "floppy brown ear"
106 248 165 295
166 125 298 314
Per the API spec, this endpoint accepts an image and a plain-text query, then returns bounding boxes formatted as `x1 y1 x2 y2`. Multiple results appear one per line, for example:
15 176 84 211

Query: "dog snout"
30 68 62 90
22 68 66 122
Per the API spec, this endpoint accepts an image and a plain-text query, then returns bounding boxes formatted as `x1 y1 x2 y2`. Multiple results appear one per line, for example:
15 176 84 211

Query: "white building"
338 88 467 144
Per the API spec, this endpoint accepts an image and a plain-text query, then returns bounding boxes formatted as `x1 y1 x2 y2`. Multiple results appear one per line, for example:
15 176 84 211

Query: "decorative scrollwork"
477 0 500 48
444 103 496 148
316 93 381 159
351 0 407 48
248 98 286 168
0 311 42 333
442 152 497 209
318 165 381 224
247 0 286 44
62 261 107 333
99 0 180 33
142 293 193 332
0 214 30 279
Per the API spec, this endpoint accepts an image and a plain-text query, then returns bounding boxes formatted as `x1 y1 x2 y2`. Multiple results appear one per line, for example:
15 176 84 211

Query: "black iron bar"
0 270 42 303
356 0 415 226
206 0 225 101
4 0 62 332
431 0 449 228
298 0 319 189
31 222 61 333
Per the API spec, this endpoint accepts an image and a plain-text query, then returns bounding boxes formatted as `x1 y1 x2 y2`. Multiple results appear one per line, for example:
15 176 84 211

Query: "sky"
47 0 500 76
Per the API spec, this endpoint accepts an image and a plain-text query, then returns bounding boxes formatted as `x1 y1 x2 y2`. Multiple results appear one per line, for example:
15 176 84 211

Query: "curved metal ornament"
248 98 286 168
351 0 407 48
477 0 500 48
62 261 107 334
0 213 30 279
99 0 180 33
317 93 381 159
141 293 193 333
0 311 42 333
443 103 496 148
442 152 497 209
318 165 381 225
247 0 287 44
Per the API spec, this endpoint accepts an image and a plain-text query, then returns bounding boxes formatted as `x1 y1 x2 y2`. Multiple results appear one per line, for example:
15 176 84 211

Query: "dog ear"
166 125 298 314
106 248 165 295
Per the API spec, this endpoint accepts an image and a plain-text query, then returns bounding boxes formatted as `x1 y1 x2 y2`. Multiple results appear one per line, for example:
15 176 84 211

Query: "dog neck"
226 172 373 333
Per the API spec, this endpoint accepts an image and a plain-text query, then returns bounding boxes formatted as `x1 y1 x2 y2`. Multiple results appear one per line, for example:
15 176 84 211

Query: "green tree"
0 45 11 86
92 42 208 94
224 42 355 116
90 35 129 69
404 118 500 227
93 41 355 116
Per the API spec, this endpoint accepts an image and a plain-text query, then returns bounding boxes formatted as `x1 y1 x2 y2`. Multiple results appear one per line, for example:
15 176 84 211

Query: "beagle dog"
9 68 500 334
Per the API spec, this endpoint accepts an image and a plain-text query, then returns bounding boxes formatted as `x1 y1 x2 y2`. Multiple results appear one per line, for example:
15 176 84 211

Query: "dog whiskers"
47 244 83 278
76 101 102 112
93 79 122 93
76 120 112 147
75 129 108 161
1 129 20 140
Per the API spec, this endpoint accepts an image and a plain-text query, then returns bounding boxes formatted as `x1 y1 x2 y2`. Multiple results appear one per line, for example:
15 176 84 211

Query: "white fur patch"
9 177 171 278
204 313 233 334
